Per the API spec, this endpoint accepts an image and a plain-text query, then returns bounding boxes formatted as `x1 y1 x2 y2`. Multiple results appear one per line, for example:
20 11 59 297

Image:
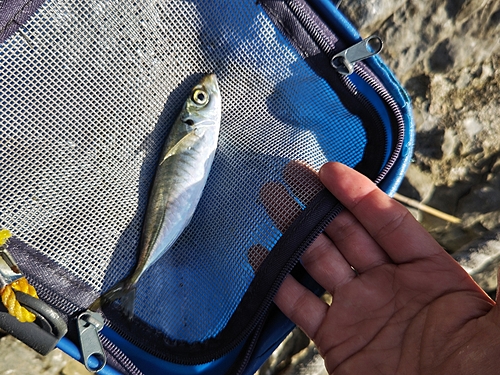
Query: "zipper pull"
76 310 107 372
331 35 383 75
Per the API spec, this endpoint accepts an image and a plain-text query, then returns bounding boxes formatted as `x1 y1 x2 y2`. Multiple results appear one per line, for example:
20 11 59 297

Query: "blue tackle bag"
0 0 414 374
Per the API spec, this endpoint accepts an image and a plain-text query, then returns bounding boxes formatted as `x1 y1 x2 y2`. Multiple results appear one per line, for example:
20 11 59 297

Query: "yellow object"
1 280 37 323
0 228 12 247
11 277 39 299
0 229 39 322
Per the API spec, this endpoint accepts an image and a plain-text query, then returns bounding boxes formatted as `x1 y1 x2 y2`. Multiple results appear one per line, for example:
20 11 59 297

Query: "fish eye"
192 89 209 106
184 118 195 126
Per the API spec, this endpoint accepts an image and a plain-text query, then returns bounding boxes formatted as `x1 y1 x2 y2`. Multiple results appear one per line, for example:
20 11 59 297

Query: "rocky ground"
1 0 499 374
0 334 91 375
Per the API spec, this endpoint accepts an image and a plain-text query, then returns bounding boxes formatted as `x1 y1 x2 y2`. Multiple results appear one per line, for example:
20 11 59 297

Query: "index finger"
319 162 444 264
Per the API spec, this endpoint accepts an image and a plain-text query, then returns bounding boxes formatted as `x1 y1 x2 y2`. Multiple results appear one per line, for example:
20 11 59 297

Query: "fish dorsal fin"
159 130 199 165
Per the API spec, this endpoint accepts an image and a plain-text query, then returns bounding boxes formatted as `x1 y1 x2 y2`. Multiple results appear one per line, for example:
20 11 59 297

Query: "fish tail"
89 280 137 320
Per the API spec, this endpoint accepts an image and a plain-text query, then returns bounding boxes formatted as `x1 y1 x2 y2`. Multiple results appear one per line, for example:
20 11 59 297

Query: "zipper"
331 35 383 75
76 310 107 372
348 63 405 185
313 1 404 181
97 191 346 368
103 309 258 366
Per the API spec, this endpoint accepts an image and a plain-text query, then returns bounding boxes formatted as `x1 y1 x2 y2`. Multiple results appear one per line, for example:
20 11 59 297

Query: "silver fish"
90 74 221 318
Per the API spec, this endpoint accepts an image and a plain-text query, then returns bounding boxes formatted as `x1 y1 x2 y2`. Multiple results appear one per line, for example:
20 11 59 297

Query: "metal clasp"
0 243 23 289
331 35 383 75
77 311 107 372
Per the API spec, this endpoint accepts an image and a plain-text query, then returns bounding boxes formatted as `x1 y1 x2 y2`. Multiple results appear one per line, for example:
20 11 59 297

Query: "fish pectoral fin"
160 131 199 165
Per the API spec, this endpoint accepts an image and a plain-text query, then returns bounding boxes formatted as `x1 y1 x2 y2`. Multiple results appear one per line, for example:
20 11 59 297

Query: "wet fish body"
91 74 221 317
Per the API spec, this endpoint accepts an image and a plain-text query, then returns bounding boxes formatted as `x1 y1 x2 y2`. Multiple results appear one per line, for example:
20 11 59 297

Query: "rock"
347 0 500 81
441 128 459 160
61 359 92 375
458 160 500 232
460 185 500 217
396 62 500 193
338 0 407 37
341 0 500 255
286 346 328 375
257 328 310 375
255 327 327 375
426 38 455 74
256 295 334 375
419 182 469 226
0 334 91 375
453 229 500 295
0 334 66 375
401 164 435 202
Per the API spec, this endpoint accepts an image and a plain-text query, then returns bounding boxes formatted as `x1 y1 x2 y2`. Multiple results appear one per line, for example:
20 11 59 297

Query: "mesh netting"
0 0 367 343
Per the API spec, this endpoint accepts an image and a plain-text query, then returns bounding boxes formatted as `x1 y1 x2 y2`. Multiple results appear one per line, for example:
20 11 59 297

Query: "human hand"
263 162 500 375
